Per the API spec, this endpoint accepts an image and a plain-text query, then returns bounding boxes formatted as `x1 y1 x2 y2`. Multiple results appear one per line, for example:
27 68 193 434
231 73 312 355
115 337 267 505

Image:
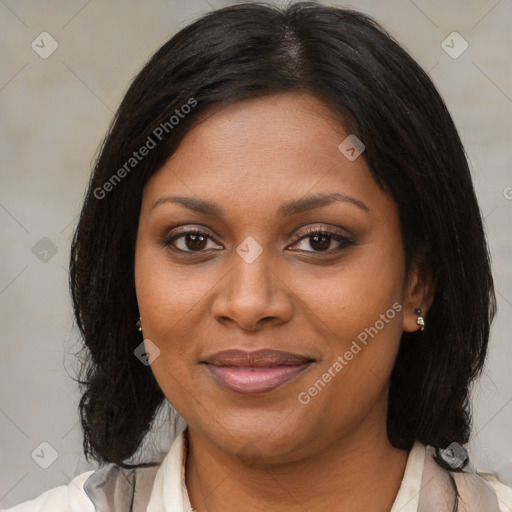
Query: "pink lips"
202 349 314 395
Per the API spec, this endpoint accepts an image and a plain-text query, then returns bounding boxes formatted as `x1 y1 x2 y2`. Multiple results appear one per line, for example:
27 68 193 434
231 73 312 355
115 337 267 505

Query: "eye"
161 225 355 255
162 228 223 253
289 226 355 253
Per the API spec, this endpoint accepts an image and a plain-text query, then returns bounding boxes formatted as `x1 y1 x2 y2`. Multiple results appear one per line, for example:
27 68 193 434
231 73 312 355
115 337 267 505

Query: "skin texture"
134 92 433 512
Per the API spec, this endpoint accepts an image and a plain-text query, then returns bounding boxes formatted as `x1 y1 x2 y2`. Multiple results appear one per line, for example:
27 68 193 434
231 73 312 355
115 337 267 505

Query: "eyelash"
160 226 356 255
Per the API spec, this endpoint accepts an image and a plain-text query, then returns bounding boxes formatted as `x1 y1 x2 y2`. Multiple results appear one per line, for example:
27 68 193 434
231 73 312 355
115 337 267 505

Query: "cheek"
134 227 215 327
293 277 404 439
134 239 221 380
134 252 202 415
291 238 405 348
292 240 406 413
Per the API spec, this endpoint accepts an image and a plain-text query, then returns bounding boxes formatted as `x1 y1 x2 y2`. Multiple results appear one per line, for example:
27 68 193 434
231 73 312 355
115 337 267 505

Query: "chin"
189 410 325 465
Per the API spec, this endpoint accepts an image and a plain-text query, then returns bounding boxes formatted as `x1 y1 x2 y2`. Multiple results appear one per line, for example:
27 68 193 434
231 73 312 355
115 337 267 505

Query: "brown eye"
290 227 355 253
308 233 332 251
183 233 208 251
163 229 222 253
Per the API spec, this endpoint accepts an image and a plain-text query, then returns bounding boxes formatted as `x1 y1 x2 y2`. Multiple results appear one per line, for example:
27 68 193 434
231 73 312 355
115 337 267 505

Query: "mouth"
200 349 315 395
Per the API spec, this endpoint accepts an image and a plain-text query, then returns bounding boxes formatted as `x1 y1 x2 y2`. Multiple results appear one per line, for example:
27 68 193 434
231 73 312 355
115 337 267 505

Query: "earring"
136 317 142 332
414 308 425 331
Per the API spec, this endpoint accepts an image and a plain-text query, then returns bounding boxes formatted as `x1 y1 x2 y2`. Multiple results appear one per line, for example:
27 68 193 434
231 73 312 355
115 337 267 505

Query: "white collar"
147 428 194 512
390 441 425 512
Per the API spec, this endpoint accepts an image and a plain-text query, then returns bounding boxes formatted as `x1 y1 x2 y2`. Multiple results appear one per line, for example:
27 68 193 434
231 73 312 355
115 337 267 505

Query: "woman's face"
135 92 424 463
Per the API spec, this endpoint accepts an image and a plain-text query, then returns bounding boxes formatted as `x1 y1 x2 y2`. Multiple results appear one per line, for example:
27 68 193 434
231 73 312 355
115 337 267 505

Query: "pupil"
187 234 207 251
311 234 330 251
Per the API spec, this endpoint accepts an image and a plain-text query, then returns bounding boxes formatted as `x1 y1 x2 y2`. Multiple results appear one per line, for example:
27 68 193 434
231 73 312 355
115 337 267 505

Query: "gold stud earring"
136 317 142 332
414 309 425 331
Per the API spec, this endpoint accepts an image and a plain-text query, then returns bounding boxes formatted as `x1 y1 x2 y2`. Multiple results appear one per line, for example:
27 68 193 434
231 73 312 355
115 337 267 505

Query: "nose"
211 253 294 331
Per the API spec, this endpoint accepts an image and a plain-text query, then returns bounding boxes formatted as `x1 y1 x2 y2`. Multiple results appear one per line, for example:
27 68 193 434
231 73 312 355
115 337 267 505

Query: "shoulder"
479 472 512 512
1 471 95 512
422 445 512 512
2 429 185 512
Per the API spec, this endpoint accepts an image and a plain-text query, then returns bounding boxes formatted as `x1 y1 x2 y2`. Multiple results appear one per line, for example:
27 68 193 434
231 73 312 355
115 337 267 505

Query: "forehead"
142 92 395 223
167 92 349 174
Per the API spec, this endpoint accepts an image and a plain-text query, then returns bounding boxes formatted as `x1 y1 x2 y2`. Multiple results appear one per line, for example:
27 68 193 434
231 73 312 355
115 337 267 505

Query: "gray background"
1 0 511 507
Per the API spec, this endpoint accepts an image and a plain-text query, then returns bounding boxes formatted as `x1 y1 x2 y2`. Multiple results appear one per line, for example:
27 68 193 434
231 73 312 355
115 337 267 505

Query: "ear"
402 252 435 333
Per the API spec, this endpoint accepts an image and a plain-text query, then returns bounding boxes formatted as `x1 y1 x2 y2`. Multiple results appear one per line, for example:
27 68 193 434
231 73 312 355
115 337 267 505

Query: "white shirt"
4 431 512 512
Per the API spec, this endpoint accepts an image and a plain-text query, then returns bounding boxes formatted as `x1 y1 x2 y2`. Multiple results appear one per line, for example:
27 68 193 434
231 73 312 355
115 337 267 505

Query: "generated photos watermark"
338 134 365 161
134 338 161 366
298 301 403 404
94 97 198 200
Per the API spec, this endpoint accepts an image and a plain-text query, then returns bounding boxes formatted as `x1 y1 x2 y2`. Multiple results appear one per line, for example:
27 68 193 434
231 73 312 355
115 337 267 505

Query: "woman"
6 2 512 511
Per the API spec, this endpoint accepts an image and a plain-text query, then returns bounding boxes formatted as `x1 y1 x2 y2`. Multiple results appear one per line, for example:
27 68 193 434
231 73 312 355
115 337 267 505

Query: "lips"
204 349 312 367
201 349 314 395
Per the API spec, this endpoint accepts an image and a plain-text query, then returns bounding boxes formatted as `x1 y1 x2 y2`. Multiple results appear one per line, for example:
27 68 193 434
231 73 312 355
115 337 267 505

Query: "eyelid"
160 226 222 251
289 225 356 252
160 223 356 254
293 223 353 240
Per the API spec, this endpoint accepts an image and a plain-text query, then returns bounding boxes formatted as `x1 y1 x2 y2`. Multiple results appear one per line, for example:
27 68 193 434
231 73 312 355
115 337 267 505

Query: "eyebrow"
149 192 369 218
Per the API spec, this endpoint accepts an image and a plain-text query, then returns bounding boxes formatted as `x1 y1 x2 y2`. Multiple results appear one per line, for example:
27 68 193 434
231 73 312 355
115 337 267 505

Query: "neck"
185 420 409 512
